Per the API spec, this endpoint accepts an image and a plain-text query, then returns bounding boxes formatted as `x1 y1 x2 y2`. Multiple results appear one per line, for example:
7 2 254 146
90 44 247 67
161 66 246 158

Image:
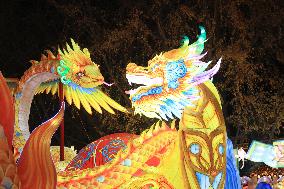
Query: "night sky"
0 0 283 175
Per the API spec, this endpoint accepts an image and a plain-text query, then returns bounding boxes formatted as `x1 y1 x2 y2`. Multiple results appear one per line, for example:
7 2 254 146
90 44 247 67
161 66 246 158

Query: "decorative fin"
71 38 80 51
84 94 102 114
0 72 14 149
45 84 53 94
36 81 58 95
203 80 222 108
58 48 63 57
92 92 115 114
36 85 46 94
41 54 47 61
51 83 58 95
97 90 127 113
17 102 64 189
76 90 92 114
71 89 81 109
66 43 72 53
29 60 39 65
64 85 73 105
170 120 176 130
45 50 56 59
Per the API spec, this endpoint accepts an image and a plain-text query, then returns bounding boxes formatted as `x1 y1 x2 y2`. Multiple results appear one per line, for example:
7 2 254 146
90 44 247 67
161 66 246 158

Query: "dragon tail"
17 102 65 189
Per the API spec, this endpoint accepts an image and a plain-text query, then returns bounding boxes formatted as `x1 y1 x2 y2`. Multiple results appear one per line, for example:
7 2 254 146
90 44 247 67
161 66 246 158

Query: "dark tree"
0 0 283 152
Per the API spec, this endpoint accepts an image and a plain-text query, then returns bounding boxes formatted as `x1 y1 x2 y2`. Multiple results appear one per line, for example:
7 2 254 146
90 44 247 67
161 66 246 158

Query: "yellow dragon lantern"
0 26 241 189
13 39 127 157
124 25 226 188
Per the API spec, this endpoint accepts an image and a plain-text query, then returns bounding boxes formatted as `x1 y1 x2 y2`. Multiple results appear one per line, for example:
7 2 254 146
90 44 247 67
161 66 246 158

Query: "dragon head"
57 39 104 88
35 39 127 115
126 26 221 120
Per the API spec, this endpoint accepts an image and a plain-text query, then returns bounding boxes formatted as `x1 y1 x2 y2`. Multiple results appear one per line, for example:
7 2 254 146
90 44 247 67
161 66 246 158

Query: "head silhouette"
255 182 272 189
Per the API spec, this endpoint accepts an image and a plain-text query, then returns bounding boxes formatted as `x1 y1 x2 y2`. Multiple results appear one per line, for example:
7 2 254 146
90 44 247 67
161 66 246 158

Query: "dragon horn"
193 25 207 55
17 102 65 189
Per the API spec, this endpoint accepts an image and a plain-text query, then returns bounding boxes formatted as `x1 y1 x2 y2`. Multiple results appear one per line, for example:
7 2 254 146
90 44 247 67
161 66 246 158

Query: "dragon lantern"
0 26 241 189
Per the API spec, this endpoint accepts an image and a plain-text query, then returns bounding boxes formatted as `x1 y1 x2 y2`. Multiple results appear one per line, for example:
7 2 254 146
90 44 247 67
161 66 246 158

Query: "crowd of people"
241 176 283 189
241 166 284 189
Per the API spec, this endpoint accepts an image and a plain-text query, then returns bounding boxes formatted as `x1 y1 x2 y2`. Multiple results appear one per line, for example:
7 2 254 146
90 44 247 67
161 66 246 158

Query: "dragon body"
56 81 228 188
0 26 241 189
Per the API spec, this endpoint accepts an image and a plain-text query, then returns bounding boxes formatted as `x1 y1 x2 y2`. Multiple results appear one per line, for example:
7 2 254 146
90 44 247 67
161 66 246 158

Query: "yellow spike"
92 92 115 114
76 90 92 114
71 38 80 51
66 42 73 53
29 60 38 65
58 48 63 56
140 132 146 143
35 88 40 94
64 86 73 105
35 86 43 94
97 90 127 113
146 126 154 139
41 54 47 61
41 85 49 93
161 122 168 130
153 122 160 134
170 120 176 130
64 49 69 56
84 94 102 114
36 85 44 93
83 48 90 58
71 89 80 109
46 50 56 59
51 83 58 95
45 84 53 94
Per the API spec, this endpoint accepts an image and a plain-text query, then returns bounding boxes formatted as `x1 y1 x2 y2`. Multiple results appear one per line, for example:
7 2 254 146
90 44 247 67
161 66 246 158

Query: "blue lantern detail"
168 80 179 89
67 82 97 94
15 131 21 137
121 159 132 167
50 66 55 73
219 144 224 155
166 59 187 89
190 143 200 154
18 148 23 153
132 87 163 102
96 176 105 183
15 92 22 99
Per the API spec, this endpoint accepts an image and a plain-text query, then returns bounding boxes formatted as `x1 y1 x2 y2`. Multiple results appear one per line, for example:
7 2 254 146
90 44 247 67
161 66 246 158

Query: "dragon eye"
76 71 85 78
189 143 200 155
218 144 224 155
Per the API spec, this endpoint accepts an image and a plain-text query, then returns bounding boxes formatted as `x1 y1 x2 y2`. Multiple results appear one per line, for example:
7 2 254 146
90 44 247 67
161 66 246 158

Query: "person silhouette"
255 182 272 189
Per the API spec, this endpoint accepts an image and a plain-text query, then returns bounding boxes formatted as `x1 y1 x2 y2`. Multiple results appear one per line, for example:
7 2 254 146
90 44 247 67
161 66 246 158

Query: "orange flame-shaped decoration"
17 103 64 189
0 72 14 149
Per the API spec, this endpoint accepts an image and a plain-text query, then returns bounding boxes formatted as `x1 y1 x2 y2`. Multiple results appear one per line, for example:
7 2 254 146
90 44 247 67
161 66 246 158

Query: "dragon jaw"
125 74 163 96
